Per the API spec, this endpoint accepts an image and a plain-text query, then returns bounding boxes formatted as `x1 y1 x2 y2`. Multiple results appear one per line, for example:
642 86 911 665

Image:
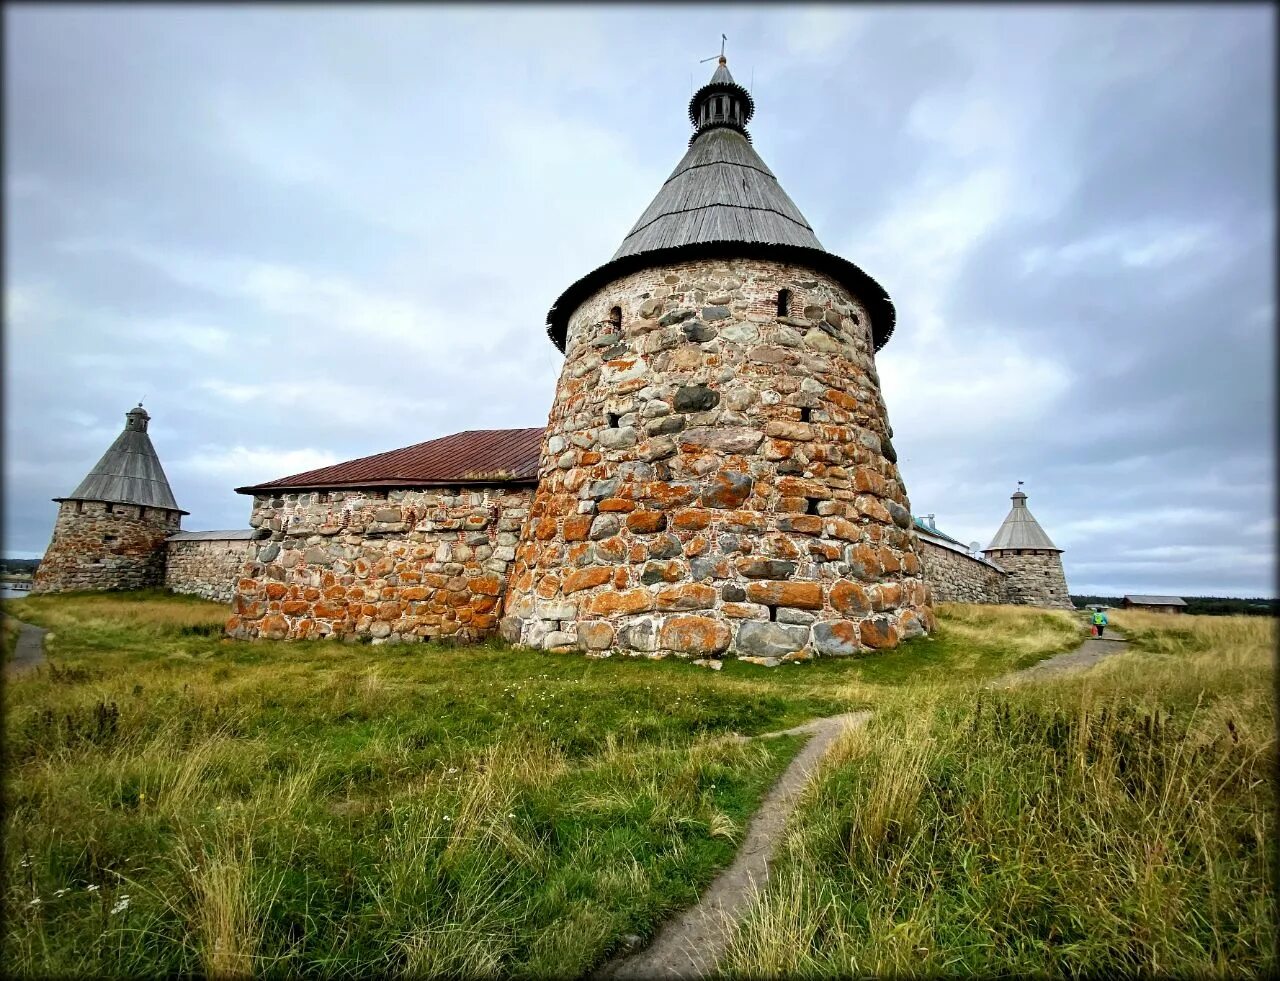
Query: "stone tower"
982 488 1072 609
33 404 186 594
500 56 932 662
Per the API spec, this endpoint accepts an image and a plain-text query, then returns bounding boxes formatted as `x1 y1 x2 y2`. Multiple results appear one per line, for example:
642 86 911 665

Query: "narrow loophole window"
74 501 83 514
776 289 791 317
607 412 620 429
103 534 117 544
105 503 114 514
609 306 622 329
805 498 822 516
799 407 812 423
767 605 779 622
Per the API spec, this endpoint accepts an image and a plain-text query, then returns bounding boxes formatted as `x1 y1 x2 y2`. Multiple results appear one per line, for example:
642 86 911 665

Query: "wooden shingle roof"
610 128 822 259
544 58 896 355
236 428 545 494
984 491 1062 552
56 405 186 514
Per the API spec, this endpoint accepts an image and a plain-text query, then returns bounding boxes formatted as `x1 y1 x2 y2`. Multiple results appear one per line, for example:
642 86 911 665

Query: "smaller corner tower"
32 404 187 594
982 486 1072 609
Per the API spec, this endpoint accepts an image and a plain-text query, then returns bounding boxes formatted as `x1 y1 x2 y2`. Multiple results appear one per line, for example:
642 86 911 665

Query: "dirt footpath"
989 631 1128 686
592 712 871 980
591 628 1130 980
4 617 47 676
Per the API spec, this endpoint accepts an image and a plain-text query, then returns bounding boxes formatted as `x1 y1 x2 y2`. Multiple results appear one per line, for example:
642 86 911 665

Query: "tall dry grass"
3 592 821 978
721 613 1277 978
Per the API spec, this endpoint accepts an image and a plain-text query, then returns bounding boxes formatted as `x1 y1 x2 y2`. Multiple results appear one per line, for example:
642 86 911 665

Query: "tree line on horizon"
1071 594 1278 616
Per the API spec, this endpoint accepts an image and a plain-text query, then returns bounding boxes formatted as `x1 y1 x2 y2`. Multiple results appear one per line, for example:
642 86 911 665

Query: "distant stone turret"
32 404 187 594
982 488 1072 609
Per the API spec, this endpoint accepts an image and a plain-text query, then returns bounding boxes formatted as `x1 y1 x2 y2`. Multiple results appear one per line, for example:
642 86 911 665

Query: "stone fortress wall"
500 257 934 664
222 485 534 642
164 532 262 604
987 548 1074 609
915 536 1007 604
33 500 179 594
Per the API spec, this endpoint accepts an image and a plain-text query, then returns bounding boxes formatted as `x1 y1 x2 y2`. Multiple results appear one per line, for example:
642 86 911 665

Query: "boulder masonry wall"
226 486 534 642
500 257 934 663
916 537 1006 604
33 501 180 594
986 548 1073 609
165 532 263 604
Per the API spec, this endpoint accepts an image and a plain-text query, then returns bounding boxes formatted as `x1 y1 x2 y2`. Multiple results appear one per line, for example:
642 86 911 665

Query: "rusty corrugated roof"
235 428 545 494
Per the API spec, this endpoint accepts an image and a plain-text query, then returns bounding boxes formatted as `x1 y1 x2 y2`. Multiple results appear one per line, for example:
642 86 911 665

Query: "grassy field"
1 592 1084 978
721 609 1277 978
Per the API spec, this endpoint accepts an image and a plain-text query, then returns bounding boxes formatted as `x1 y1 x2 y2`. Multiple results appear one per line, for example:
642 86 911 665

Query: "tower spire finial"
699 33 728 65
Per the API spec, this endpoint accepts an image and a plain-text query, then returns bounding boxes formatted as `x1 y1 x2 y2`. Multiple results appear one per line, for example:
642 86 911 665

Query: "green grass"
1 591 1088 978
719 610 1277 978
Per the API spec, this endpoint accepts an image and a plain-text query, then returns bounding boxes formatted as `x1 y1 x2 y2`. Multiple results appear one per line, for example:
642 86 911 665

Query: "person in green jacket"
1092 608 1108 637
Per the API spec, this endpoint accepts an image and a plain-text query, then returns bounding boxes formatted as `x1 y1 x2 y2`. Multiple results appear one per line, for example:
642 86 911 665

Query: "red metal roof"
235 427 545 494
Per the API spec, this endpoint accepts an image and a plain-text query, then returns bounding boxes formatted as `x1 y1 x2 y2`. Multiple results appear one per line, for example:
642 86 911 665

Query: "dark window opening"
805 498 822 516
74 501 83 514
105 503 114 514
767 605 778 622
609 306 622 329
139 506 146 520
103 534 117 544
800 407 812 423
776 288 791 317
607 412 621 429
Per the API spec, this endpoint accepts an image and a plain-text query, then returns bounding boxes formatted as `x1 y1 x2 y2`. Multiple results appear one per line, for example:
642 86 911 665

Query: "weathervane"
700 34 728 64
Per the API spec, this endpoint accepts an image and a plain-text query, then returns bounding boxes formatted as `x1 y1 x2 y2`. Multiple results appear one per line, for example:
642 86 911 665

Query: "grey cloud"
4 6 1273 598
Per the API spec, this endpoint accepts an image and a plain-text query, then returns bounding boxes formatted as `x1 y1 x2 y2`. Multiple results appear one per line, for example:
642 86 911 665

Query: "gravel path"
4 616 48 676
988 630 1128 687
591 628 1131 980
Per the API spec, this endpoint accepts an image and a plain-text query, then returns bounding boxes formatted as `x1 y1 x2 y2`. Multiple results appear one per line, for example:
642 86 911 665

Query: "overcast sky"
5 4 1275 597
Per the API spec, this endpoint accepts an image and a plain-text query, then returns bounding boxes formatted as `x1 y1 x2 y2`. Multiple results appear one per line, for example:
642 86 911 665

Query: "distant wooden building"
1122 595 1187 614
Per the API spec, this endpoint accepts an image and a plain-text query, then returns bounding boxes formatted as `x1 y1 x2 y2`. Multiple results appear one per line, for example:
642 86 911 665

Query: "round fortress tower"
33 404 186 594
982 488 1073 609
500 57 934 661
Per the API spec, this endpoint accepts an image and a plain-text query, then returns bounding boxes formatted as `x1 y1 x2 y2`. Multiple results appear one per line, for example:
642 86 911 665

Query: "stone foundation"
165 532 263 604
226 485 534 642
33 500 181 594
916 536 1006 604
501 257 933 662
984 548 1072 609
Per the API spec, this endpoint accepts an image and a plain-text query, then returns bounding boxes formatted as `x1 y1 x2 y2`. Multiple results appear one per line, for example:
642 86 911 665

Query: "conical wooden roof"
545 58 895 354
610 127 823 259
56 405 186 513
984 491 1061 552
